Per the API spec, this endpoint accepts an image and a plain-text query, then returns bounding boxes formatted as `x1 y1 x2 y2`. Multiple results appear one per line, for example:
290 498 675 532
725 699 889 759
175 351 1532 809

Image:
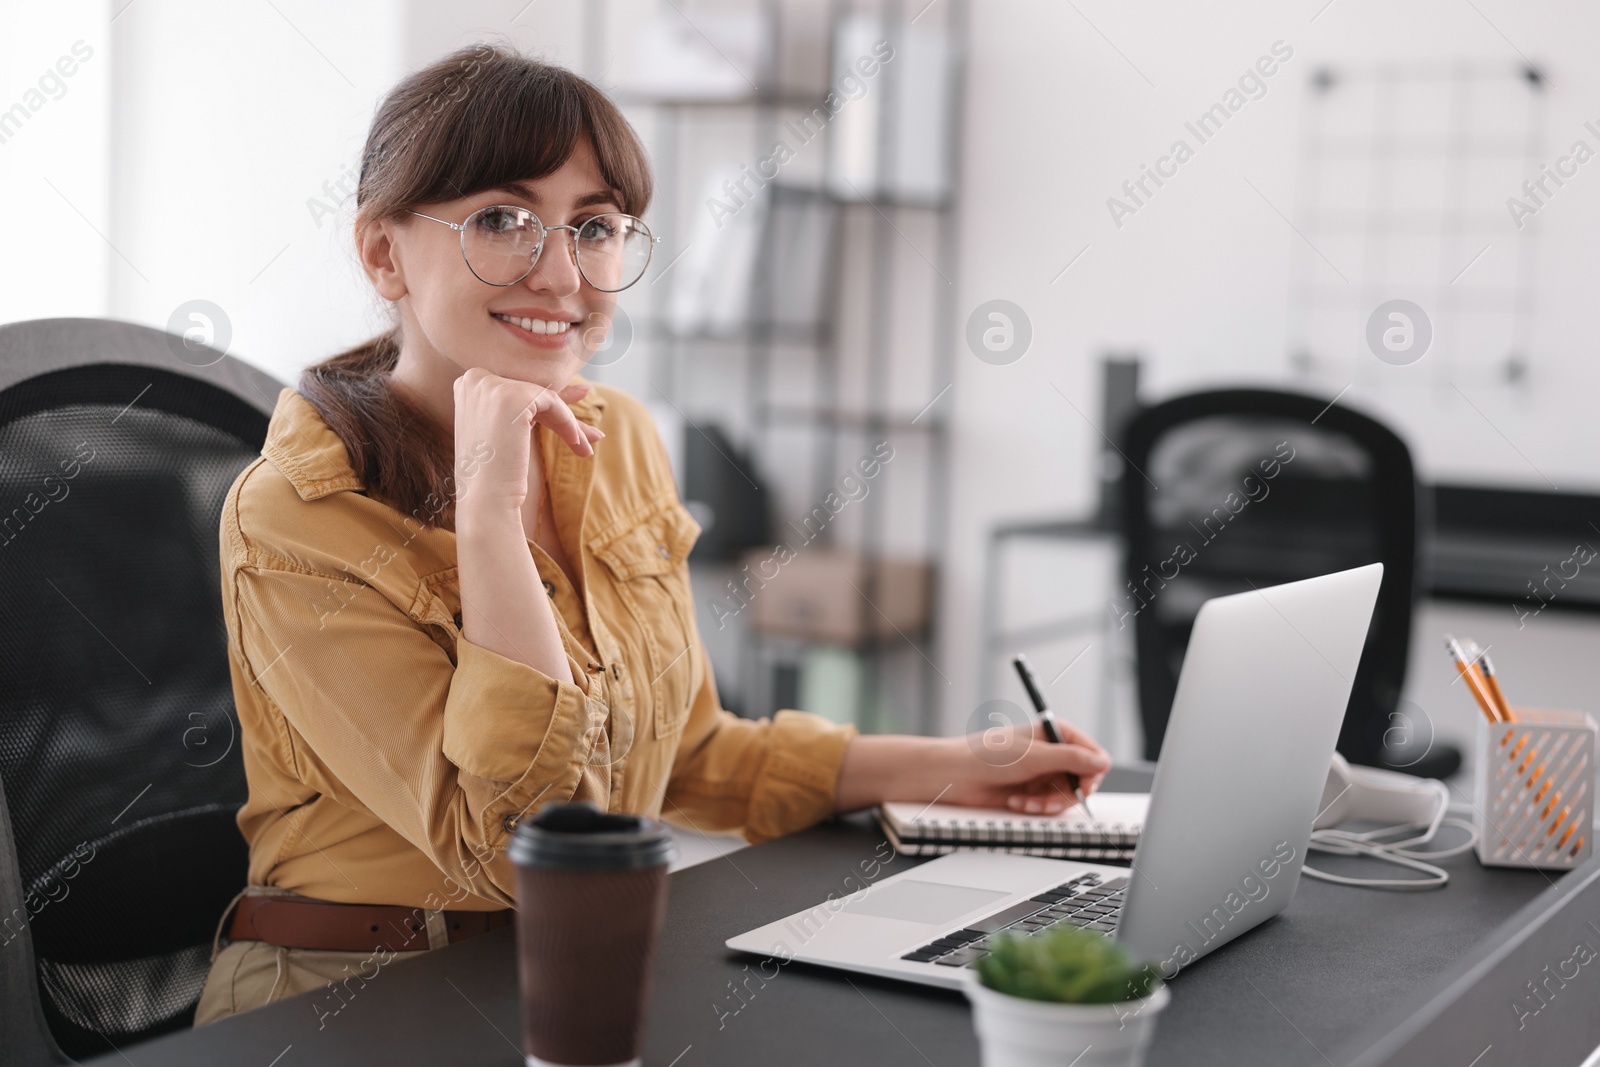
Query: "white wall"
0 0 112 322
105 0 403 390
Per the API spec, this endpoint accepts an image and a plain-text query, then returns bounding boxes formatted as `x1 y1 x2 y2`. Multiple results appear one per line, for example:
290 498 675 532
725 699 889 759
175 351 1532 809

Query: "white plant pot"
962 969 1171 1067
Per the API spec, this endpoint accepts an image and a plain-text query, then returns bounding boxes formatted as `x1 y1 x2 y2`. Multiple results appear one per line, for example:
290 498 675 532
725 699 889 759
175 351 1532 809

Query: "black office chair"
0 318 280 1063
1117 388 1442 774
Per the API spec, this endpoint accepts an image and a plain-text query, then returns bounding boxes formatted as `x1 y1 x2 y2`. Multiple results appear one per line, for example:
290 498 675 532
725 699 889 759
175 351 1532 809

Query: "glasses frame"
410 204 660 293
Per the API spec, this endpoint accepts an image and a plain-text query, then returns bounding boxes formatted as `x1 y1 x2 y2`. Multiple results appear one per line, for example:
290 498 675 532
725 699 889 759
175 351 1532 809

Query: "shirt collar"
262 374 607 503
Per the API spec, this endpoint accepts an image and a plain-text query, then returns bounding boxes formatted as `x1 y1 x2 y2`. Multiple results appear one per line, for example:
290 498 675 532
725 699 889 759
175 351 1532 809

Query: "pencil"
1445 636 1501 724
1475 648 1515 724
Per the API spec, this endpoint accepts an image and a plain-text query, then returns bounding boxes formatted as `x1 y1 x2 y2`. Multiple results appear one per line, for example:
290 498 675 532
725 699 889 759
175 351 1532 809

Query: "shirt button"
502 813 518 833
543 580 556 598
611 663 622 679
656 543 669 559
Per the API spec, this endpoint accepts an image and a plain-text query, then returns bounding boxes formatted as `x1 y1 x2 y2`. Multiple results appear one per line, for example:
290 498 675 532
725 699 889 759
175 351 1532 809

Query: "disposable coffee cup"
509 802 676 1067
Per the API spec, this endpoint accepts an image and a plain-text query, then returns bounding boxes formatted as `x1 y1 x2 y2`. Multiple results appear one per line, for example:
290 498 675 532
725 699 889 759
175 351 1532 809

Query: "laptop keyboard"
898 873 1128 968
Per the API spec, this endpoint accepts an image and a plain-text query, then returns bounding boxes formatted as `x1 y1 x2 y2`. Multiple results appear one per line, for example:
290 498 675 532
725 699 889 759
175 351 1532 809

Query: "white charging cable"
1302 759 1479 890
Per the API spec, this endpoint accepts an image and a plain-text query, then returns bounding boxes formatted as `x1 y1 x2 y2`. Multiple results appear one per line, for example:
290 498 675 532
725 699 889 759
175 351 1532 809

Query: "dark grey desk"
83 767 1566 1067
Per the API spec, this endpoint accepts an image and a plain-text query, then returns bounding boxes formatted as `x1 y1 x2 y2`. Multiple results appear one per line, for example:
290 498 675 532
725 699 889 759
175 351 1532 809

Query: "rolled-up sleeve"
230 565 593 904
442 636 589 786
663 639 857 845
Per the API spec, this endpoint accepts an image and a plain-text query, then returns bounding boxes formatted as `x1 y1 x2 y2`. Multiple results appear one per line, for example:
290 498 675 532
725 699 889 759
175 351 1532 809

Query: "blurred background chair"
1116 388 1454 778
0 318 280 1063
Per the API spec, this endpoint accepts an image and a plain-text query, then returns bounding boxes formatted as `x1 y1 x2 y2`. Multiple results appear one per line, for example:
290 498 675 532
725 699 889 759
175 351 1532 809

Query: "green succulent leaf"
974 925 1163 1004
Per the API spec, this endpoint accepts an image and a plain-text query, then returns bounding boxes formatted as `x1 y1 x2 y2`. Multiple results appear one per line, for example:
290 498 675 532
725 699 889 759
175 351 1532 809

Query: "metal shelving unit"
586 0 967 735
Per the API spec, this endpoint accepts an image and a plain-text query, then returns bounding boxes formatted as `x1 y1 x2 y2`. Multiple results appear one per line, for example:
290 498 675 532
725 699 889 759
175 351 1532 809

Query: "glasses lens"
463 205 542 285
575 214 653 292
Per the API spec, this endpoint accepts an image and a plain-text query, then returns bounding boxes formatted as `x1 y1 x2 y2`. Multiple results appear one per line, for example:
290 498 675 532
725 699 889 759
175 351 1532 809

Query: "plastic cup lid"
508 801 677 870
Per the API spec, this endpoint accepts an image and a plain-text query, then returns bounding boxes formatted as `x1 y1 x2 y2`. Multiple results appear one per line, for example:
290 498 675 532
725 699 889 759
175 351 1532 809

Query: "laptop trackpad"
839 880 1008 925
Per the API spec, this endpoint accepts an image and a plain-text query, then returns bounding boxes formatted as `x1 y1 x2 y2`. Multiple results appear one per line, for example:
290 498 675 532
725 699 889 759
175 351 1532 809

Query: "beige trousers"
192 887 445 1028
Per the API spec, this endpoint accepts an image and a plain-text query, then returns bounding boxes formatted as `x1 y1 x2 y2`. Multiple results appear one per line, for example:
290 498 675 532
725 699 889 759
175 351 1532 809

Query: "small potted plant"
963 924 1169 1067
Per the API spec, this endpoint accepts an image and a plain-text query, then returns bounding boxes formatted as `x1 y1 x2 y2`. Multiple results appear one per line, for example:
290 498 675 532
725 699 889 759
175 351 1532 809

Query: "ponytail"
296 329 458 530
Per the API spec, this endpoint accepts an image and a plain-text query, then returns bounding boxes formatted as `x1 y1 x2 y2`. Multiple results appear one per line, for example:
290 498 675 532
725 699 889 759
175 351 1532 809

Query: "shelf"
990 516 1114 541
827 192 955 212
643 322 831 346
748 625 936 655
763 182 955 212
759 405 945 432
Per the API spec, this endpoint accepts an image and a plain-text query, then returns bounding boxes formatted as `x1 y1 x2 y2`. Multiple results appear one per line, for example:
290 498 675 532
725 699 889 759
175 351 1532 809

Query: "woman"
195 43 1109 1026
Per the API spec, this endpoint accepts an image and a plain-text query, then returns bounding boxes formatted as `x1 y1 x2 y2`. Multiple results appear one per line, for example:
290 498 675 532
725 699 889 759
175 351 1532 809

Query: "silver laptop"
726 563 1384 987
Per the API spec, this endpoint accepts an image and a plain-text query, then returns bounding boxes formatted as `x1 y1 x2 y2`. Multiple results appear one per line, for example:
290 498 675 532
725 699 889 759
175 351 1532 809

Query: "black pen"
1011 653 1094 817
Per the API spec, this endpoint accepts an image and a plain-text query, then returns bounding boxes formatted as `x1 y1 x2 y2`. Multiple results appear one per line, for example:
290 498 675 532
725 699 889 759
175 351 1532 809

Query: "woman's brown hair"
299 43 652 531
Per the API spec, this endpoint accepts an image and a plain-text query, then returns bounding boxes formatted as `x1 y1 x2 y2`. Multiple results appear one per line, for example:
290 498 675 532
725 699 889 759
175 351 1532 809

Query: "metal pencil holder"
1473 708 1597 870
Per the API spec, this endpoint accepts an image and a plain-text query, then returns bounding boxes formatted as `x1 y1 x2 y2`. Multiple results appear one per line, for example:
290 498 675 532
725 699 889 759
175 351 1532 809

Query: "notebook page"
880 792 1150 839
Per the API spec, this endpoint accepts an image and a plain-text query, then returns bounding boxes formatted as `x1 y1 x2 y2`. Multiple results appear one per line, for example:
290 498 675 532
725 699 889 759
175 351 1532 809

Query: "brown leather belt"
228 895 514 953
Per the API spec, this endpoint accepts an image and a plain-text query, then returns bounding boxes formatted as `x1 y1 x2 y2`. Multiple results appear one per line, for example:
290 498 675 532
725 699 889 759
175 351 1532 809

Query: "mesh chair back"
0 318 279 1061
1118 389 1419 764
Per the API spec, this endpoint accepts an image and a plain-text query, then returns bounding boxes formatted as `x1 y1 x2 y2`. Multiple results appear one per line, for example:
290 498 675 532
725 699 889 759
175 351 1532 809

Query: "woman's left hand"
833 721 1112 816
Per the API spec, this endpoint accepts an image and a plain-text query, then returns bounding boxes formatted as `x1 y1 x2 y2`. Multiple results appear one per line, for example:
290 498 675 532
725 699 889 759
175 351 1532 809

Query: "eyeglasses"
409 204 659 292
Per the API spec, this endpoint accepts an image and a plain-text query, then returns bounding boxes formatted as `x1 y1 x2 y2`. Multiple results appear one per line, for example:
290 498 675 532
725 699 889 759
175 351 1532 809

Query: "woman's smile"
490 308 581 349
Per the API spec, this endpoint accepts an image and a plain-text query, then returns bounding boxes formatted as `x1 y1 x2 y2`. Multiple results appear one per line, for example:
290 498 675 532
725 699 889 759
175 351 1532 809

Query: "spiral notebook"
876 793 1150 860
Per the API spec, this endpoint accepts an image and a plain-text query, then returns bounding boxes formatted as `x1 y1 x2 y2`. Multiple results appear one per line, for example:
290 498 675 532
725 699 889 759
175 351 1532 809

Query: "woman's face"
372 136 623 392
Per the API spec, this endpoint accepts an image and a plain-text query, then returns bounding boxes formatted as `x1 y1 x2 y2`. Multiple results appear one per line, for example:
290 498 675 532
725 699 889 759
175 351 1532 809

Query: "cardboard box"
738 548 932 644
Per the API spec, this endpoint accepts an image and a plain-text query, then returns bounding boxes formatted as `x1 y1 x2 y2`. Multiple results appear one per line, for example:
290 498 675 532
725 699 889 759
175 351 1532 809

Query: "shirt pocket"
591 498 702 740
406 573 462 663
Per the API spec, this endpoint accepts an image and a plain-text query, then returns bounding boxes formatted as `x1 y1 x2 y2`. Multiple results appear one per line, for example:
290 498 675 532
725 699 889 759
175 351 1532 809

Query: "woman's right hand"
452 368 603 517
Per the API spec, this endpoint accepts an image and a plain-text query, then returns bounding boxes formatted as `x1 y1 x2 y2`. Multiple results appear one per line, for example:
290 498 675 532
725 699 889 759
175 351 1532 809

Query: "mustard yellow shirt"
219 380 856 911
